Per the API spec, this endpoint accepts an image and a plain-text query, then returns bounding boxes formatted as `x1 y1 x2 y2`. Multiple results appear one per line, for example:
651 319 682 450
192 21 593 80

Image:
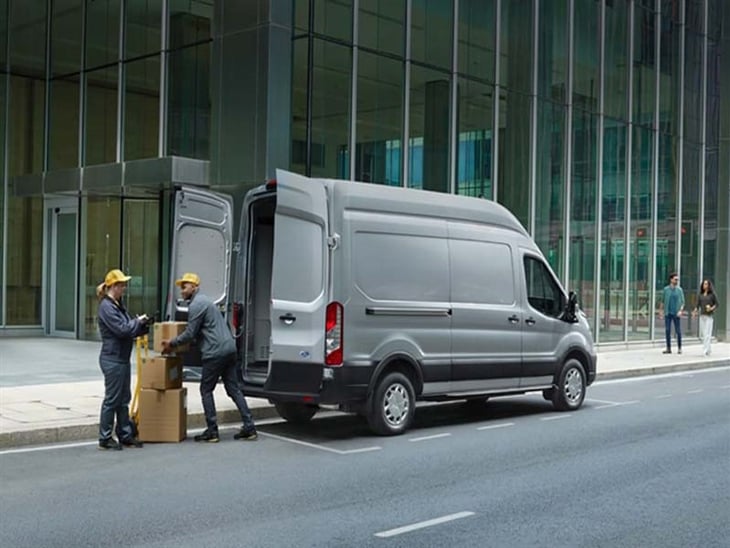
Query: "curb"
1 360 727 450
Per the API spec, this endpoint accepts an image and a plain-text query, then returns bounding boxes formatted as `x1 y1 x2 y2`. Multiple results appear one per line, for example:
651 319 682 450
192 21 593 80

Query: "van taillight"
325 302 343 366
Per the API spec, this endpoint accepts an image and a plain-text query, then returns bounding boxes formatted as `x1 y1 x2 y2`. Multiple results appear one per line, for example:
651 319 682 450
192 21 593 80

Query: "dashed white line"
409 433 452 442
654 394 672 399
257 431 381 455
477 422 515 431
374 511 475 538
587 398 623 405
687 389 704 394
594 400 640 409
540 414 572 421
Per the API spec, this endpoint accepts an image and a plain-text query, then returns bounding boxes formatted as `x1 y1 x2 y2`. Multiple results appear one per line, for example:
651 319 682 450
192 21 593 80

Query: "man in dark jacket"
162 273 257 442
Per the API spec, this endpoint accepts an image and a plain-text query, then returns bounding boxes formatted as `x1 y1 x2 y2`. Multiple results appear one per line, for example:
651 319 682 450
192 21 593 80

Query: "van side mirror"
561 291 579 323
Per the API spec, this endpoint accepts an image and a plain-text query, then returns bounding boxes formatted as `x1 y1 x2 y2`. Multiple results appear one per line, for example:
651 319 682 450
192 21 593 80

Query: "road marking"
587 398 623 405
409 433 452 442
720 385 730 389
687 389 704 394
257 431 381 455
654 394 672 399
0 441 96 456
540 414 572 421
594 400 640 409
374 511 475 538
477 422 515 431
596 366 729 385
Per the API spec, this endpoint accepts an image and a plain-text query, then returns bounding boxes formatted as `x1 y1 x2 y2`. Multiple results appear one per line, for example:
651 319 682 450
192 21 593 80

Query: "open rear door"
167 186 233 320
269 170 329 369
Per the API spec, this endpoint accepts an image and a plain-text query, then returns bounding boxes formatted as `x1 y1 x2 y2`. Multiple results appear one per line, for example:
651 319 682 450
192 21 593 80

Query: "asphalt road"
1 367 728 547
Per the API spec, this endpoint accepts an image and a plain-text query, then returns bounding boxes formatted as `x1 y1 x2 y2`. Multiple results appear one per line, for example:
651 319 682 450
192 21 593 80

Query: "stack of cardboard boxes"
137 322 189 443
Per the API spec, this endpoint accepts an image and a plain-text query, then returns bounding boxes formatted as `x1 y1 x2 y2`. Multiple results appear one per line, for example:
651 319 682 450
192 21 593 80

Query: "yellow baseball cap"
104 269 132 286
175 272 201 287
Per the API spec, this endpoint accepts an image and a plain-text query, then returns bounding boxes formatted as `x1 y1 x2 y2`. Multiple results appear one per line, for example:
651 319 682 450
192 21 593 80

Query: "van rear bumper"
241 361 375 404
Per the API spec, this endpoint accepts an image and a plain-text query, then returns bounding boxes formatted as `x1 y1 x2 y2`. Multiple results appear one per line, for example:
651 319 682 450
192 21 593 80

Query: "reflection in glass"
600 120 627 342
8 75 46 176
497 89 530 228
411 0 453 70
6 197 43 325
683 29 703 143
355 51 403 185
168 43 210 159
680 142 701 331
500 0 532 94
9 0 46 77
49 77 80 169
290 38 308 176
573 0 599 111
633 2 656 127
314 0 353 43
125 0 162 59
86 0 120 70
169 0 212 49
534 99 565 277
359 0 405 57
123 199 160 318
456 78 492 198
124 55 160 160
605 1 628 121
537 0 567 102
85 66 118 165
408 64 450 192
659 3 680 135
51 0 83 77
458 0 495 83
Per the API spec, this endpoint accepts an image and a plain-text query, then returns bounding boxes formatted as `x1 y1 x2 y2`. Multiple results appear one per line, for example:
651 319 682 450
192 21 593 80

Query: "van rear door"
167 186 233 321
268 169 329 379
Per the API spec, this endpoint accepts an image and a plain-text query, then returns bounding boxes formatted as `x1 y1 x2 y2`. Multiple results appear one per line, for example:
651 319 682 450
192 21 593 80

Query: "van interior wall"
247 197 275 372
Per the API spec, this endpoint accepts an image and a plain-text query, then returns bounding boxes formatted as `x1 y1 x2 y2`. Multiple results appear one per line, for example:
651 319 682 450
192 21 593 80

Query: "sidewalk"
0 338 727 449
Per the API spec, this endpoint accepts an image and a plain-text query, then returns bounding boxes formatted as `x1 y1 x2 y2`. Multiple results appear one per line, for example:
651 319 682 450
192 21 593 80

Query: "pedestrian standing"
161 273 257 442
96 269 149 450
659 272 685 354
693 279 719 356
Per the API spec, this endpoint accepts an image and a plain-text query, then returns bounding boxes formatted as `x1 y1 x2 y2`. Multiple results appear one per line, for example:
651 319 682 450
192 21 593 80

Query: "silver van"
168 170 597 435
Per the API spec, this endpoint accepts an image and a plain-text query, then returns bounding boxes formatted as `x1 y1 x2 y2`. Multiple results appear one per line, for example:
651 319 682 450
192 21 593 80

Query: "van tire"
367 372 415 436
551 359 586 411
274 401 318 424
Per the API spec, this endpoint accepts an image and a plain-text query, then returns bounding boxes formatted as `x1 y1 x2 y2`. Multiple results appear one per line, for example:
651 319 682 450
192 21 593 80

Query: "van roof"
323 177 529 236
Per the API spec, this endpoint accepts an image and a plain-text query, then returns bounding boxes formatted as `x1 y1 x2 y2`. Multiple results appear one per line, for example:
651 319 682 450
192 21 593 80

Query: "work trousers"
99 358 134 442
699 315 714 355
664 314 682 351
200 353 255 433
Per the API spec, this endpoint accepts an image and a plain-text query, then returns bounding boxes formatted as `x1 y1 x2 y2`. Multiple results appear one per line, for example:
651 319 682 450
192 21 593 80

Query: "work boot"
233 427 258 441
662 348 671 354
121 438 144 448
194 429 220 443
98 438 122 451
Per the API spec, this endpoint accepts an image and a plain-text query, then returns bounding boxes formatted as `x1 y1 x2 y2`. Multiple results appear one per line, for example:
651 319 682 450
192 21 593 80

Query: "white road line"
374 511 475 538
477 422 515 431
594 400 640 409
257 431 381 455
687 389 704 394
409 433 452 442
654 394 672 399
720 385 730 389
0 441 96 455
596 366 729 385
587 398 624 405
540 414 572 421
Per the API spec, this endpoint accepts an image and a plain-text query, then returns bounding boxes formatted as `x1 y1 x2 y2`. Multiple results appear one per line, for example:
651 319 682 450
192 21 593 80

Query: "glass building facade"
1 0 729 345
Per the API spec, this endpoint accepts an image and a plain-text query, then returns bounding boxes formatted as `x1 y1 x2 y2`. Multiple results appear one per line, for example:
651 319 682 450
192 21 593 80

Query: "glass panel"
655 132 677 339
313 0 353 43
55 211 77 331
359 0 406 57
49 76 80 169
524 256 564 318
500 0 532 94
51 0 83 77
703 36 720 283
534 99 565 277
683 28 702 143
633 1 656 127
168 42 210 159
310 39 351 178
628 125 654 341
0 0 7 73
9 0 46 77
600 119 627 342
294 0 309 34
124 54 160 160
570 109 597 335
458 0 495 83
290 37 308 175
83 196 121 338
122 199 160 319
573 0 599 111
605 0 629 120
0 77 4 315
659 1 680 136
497 89 530 228
680 142 701 336
6 196 43 325
8 75 45 176
411 0 453 70
86 0 120 70
537 0 567 102
355 50 403 185
169 0 212 49
85 65 118 165
125 0 162 59
408 64 450 192
456 77 492 198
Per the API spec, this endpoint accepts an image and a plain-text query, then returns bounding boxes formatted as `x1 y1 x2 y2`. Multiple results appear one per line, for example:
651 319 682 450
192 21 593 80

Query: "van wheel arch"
367 356 423 399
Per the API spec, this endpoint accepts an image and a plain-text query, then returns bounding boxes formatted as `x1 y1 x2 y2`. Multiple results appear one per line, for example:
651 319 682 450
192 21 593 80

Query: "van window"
272 214 324 302
450 240 515 305
354 232 449 301
524 256 564 317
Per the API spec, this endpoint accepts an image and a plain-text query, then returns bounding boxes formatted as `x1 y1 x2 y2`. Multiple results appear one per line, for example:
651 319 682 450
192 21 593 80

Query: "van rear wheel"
367 372 415 436
274 401 318 424
551 359 586 411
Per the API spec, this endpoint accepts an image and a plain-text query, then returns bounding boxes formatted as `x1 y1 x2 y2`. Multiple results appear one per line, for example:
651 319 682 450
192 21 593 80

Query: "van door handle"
279 313 296 325
525 317 536 326
508 315 519 324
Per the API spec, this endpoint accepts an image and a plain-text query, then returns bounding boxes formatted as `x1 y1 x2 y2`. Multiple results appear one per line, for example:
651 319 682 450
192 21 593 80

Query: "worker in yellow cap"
162 272 257 442
95 269 150 450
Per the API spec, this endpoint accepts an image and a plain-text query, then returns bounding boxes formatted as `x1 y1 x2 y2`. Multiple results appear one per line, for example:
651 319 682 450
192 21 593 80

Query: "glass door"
49 202 78 336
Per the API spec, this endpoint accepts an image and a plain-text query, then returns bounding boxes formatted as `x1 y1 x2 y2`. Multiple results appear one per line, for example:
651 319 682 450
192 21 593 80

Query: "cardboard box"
152 321 189 353
140 355 183 390
138 388 187 443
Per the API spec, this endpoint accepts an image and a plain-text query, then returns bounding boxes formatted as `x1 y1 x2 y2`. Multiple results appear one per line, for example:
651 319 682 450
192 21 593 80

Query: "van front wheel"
551 359 586 411
274 401 318 424
367 372 415 436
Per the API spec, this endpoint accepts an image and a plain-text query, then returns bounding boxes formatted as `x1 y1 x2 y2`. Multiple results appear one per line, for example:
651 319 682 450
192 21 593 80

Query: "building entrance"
47 199 78 337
